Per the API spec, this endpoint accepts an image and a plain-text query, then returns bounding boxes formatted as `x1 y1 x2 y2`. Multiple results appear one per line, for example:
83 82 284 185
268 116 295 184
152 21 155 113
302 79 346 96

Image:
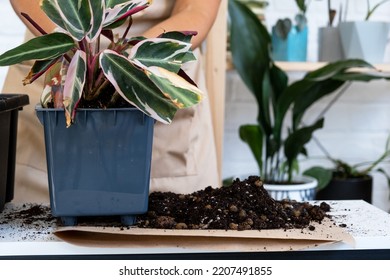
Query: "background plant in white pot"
0 0 204 225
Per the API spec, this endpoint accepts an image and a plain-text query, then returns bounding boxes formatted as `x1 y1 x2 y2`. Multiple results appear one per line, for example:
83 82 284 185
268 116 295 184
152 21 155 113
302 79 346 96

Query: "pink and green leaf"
0 33 75 66
103 0 151 28
100 50 178 123
23 58 61 85
40 0 67 32
45 0 92 41
63 50 87 127
145 66 203 109
41 59 67 108
87 0 105 42
129 38 196 73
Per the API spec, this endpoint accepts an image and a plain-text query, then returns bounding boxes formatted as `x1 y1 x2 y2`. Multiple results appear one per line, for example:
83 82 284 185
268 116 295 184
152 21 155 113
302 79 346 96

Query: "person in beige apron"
3 0 221 203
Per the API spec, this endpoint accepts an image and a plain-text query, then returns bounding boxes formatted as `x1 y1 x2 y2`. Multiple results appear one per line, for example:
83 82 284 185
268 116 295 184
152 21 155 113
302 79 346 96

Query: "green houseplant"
304 135 390 203
0 0 203 225
228 0 389 200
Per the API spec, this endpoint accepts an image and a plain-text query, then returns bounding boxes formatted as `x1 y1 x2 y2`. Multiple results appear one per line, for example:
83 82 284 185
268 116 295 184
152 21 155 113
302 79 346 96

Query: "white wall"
223 0 390 212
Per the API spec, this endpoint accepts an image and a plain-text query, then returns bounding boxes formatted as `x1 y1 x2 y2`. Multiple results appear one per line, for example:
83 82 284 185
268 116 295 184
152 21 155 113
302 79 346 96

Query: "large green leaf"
228 0 272 135
303 166 333 191
304 59 374 81
0 33 75 66
228 0 270 93
99 50 177 123
239 124 264 176
63 50 87 127
129 38 195 73
284 118 324 175
332 71 390 82
291 79 344 129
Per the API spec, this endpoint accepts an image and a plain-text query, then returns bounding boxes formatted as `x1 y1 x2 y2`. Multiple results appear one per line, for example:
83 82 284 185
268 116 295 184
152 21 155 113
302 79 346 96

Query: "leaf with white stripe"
40 0 67 32
145 66 203 109
52 0 92 41
103 0 151 27
129 38 196 73
100 50 178 123
0 33 75 66
87 0 105 42
63 50 87 127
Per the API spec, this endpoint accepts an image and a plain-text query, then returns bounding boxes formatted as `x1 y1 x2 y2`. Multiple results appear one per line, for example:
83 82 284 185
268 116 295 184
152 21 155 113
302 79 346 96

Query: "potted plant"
271 0 311 61
0 94 29 212
318 0 344 61
338 0 390 63
228 0 389 201
0 0 203 225
304 135 390 203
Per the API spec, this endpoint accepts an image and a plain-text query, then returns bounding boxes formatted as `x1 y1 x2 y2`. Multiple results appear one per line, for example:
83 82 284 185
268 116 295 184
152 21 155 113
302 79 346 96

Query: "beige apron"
1 1 219 203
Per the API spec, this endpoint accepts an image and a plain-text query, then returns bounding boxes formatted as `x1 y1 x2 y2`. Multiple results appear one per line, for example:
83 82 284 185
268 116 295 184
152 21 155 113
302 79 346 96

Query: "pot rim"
264 175 318 191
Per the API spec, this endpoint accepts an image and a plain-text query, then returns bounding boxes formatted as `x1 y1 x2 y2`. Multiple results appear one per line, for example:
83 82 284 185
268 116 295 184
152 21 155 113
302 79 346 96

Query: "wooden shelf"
226 52 390 73
275 61 390 73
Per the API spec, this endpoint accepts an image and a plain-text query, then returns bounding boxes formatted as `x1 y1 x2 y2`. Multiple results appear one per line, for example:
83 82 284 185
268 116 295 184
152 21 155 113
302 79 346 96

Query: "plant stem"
314 82 351 122
365 0 390 20
21 12 47 35
121 17 133 41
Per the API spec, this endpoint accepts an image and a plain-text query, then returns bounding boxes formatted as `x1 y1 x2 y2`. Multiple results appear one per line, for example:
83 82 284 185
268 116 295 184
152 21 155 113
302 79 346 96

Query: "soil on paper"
136 176 330 230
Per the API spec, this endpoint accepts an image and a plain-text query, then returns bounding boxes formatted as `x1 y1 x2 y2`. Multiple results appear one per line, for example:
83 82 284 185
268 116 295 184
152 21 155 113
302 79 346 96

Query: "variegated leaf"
100 50 178 123
129 38 196 73
51 0 92 41
105 0 134 8
87 0 105 42
23 58 60 85
40 0 67 32
63 50 87 127
103 0 151 27
0 33 75 66
159 31 197 44
145 66 203 109
41 59 67 108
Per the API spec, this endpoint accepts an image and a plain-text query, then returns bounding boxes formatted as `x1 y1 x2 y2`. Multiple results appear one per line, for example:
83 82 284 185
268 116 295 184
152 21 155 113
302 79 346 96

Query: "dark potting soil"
136 176 331 231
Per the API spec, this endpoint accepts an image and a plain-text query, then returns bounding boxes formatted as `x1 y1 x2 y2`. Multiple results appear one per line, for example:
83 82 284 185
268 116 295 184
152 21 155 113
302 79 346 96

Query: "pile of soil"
137 176 330 231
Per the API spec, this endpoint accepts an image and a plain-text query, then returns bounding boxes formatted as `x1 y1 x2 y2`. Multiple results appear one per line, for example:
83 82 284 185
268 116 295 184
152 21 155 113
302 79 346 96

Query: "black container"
0 94 29 211
315 175 373 203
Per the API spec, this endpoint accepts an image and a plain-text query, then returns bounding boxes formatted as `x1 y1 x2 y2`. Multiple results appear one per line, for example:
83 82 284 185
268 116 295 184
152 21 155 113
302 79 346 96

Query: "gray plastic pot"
36 105 154 226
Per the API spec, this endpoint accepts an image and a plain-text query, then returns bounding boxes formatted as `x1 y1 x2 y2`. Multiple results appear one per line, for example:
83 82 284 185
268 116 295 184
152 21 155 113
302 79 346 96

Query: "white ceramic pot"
236 174 317 202
339 21 390 63
263 175 318 202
